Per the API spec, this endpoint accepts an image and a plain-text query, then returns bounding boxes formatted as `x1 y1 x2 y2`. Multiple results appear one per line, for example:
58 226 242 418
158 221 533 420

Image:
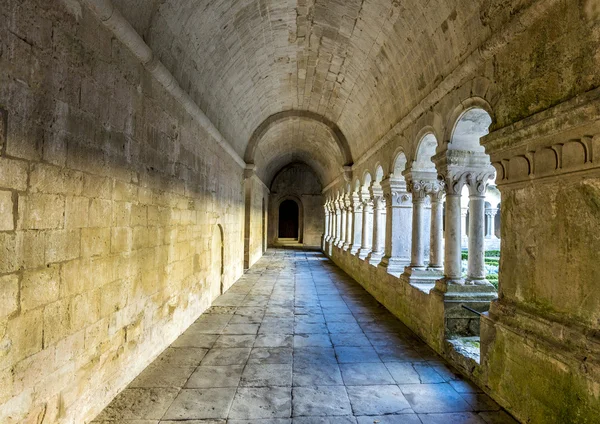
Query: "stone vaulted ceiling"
111 0 516 184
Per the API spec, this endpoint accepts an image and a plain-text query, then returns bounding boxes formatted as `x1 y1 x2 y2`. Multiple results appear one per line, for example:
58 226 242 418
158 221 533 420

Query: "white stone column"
485 208 497 238
358 192 373 260
333 201 341 245
343 197 353 250
461 207 468 248
409 188 427 269
368 191 386 266
466 173 494 285
439 176 464 286
323 204 330 246
350 194 363 255
428 191 444 270
379 178 412 274
337 200 347 248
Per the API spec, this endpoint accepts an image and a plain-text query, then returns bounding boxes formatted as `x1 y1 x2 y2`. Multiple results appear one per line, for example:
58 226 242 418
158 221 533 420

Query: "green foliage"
485 250 500 258
461 251 469 260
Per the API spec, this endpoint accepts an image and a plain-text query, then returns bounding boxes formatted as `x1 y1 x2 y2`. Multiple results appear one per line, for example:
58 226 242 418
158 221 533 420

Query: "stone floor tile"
419 412 486 423
171 332 219 348
327 322 364 333
255 334 294 348
292 386 352 417
323 313 356 323
129 365 195 388
294 322 329 334
294 333 332 347
248 347 293 364
293 362 344 386
228 387 292 419
213 334 257 348
384 362 422 384
449 378 484 394
155 347 208 368
412 364 446 383
335 346 381 363
162 420 225 424
293 347 338 365
400 383 472 413
229 420 291 424
94 388 179 420
374 345 424 363
346 385 412 416
201 348 251 366
329 333 372 347
356 414 422 424
163 388 237 420
339 363 395 385
260 322 295 334
240 363 293 387
185 365 244 388
293 417 357 423
222 323 260 335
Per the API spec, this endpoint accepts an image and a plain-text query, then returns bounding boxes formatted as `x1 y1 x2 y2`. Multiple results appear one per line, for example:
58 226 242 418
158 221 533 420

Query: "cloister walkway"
93 249 517 424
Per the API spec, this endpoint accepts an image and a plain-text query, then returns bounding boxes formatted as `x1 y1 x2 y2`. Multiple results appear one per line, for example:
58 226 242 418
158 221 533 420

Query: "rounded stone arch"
245 110 353 166
362 171 373 189
391 149 408 181
210 223 225 301
412 131 439 172
275 194 304 243
352 177 361 192
442 97 495 150
373 164 385 183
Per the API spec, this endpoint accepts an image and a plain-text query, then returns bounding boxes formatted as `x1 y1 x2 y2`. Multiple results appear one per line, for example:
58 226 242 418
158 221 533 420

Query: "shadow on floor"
93 248 518 424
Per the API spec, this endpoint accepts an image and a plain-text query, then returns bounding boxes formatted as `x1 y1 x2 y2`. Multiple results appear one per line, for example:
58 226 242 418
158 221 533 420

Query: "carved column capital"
408 179 445 200
466 170 495 196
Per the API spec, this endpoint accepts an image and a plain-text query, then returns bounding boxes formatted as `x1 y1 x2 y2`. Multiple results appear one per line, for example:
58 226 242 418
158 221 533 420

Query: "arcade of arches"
0 0 599 423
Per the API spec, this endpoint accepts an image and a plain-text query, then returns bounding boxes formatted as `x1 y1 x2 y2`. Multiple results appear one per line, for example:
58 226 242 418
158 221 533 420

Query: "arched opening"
278 199 299 240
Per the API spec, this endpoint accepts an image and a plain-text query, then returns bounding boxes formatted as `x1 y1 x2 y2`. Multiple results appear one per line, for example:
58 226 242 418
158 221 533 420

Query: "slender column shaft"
344 205 353 249
410 197 426 268
339 206 347 247
358 200 373 259
372 198 385 255
429 195 444 268
467 194 486 282
324 206 330 242
350 199 363 254
461 208 468 238
443 193 463 281
334 208 340 244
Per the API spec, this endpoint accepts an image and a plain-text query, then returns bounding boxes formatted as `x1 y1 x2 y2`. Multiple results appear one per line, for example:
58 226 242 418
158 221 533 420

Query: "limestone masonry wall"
0 1 245 422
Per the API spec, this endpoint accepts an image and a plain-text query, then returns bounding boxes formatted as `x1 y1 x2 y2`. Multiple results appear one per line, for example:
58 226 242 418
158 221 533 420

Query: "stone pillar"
466 190 487 284
379 178 412 274
466 173 494 286
333 201 341 245
343 197 353 250
428 191 445 270
350 194 363 255
485 208 497 238
323 203 330 247
438 175 464 287
368 190 386 266
358 192 373 260
409 188 427 269
337 199 347 248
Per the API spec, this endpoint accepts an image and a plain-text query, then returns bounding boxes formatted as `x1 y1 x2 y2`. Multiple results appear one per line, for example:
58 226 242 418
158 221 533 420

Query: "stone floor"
93 248 518 424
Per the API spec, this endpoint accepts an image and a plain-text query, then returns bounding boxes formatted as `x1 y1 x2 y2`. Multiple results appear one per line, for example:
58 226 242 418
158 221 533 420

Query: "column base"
402 266 444 286
357 248 371 260
342 242 351 251
378 257 410 276
367 251 384 266
465 277 494 286
349 245 361 255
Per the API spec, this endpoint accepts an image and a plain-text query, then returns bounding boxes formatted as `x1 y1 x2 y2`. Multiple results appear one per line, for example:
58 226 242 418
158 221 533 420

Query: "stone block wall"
0 1 245 422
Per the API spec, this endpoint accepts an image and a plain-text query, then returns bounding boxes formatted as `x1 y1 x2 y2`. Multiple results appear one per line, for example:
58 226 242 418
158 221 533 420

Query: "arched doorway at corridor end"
278 199 299 240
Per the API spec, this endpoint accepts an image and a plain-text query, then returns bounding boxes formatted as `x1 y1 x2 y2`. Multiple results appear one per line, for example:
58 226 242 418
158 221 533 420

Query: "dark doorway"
279 200 299 239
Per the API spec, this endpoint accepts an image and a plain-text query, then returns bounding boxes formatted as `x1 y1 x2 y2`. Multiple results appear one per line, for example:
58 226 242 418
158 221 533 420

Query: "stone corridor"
93 249 516 424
